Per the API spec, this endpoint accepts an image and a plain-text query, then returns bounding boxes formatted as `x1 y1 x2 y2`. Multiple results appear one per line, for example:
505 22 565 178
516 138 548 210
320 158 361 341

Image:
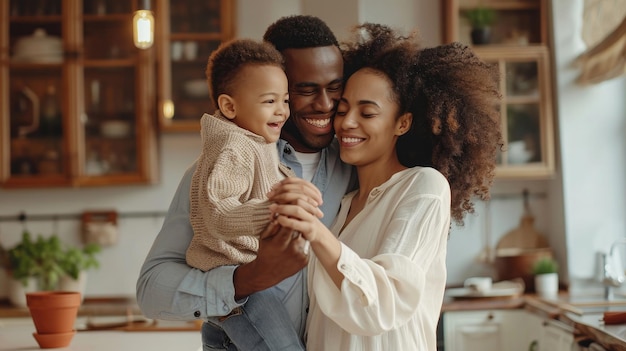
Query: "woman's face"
334 68 410 168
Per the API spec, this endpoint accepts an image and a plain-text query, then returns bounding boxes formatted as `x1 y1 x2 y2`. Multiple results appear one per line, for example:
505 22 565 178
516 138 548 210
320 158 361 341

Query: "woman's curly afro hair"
342 23 504 225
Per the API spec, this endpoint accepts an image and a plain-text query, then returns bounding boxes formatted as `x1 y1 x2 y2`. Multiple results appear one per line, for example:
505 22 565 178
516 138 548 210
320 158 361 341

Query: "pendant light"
133 0 154 49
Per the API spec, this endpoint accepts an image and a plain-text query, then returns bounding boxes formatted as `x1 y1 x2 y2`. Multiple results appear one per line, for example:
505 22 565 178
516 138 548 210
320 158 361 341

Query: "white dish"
101 120 131 138
446 280 524 299
183 79 209 98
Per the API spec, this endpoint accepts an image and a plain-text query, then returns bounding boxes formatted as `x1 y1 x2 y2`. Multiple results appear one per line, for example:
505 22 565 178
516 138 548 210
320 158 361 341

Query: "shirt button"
284 146 292 155
194 310 201 318
340 264 347 270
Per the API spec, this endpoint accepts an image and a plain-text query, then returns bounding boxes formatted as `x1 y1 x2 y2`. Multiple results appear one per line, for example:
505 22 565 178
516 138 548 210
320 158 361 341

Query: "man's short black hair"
263 15 339 51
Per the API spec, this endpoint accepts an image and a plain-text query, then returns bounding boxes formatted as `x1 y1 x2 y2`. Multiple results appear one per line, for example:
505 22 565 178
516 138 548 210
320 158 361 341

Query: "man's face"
281 46 344 153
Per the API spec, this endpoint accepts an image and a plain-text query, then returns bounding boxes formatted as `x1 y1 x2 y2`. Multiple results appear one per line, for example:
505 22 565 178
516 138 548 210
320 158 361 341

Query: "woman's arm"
268 172 451 335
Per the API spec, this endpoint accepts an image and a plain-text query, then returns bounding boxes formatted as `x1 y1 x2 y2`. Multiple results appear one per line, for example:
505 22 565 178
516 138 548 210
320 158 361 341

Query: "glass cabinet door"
478 46 555 179
156 0 234 132
78 0 155 185
0 0 157 188
2 0 69 186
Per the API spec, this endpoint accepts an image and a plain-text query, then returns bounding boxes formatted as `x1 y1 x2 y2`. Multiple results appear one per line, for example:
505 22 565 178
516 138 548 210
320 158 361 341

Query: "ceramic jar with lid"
13 28 63 63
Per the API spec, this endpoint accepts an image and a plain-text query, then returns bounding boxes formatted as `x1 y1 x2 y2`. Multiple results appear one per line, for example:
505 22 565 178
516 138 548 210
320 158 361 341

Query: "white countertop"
0 318 202 351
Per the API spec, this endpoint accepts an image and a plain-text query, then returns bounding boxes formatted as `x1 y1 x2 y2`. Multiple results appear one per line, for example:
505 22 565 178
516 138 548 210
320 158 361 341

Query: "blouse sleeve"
311 173 450 336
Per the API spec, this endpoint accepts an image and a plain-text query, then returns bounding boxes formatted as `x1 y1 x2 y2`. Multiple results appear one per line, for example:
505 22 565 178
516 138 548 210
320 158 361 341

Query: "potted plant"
532 257 559 299
462 6 496 45
2 230 101 306
58 242 101 299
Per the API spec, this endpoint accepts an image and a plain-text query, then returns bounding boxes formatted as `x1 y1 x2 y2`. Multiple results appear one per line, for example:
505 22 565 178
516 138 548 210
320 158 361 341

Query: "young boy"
186 38 319 350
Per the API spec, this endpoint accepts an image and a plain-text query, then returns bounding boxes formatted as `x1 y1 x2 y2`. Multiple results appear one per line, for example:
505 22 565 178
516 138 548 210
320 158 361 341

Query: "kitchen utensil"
446 279 525 299
82 211 118 246
464 277 493 293
10 86 40 137
494 247 553 292
496 189 549 250
603 311 626 325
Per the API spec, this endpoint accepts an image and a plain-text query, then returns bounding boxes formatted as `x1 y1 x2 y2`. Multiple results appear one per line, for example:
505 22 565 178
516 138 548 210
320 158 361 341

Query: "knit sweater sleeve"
204 146 272 239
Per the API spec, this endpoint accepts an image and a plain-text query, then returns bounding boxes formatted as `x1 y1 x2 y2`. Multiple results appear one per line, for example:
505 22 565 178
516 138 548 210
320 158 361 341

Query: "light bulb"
133 9 154 49
163 100 175 119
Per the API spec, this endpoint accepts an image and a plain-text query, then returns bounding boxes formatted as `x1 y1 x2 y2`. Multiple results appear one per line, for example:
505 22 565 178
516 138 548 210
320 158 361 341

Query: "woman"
268 24 502 350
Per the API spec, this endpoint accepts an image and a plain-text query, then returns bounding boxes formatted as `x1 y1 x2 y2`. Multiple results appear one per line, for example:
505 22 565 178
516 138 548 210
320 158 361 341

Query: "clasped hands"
264 177 325 254
234 178 326 298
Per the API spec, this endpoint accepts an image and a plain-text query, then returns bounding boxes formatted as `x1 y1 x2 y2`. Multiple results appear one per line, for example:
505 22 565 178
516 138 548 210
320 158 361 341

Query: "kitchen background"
0 0 625 299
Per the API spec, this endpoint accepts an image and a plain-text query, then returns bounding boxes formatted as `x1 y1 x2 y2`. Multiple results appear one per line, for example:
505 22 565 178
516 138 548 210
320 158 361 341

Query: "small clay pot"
33 330 76 349
26 291 81 335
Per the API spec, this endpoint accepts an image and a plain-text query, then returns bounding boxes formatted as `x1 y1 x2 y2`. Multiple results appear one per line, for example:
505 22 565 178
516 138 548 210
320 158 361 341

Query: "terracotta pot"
494 247 553 292
26 291 81 337
33 330 77 349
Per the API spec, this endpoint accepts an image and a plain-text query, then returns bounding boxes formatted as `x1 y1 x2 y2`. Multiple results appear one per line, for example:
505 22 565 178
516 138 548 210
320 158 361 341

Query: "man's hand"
233 221 309 300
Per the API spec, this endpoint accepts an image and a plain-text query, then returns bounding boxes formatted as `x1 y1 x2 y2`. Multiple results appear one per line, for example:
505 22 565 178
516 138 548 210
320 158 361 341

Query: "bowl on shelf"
183 79 209 98
100 120 131 138
13 28 63 63
507 140 534 164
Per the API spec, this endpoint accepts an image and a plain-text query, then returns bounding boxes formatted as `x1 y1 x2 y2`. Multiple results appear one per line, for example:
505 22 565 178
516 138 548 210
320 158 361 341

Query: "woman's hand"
268 177 324 219
269 202 328 244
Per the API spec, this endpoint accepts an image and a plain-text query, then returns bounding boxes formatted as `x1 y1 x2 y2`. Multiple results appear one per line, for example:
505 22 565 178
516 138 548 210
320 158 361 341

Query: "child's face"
230 65 289 143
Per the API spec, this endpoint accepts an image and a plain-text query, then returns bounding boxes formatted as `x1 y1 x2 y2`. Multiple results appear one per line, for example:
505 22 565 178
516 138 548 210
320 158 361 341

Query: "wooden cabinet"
155 0 234 132
443 310 534 351
443 309 558 351
539 319 575 351
443 309 577 351
442 0 555 179
0 0 157 188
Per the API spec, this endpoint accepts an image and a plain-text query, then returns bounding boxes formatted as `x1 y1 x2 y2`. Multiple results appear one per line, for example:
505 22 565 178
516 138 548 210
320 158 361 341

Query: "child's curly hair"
206 39 284 108
342 24 503 225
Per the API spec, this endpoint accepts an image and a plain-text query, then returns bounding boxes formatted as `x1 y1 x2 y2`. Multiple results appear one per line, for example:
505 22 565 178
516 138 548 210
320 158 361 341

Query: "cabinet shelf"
9 15 63 23
156 0 234 132
82 59 137 67
82 14 131 22
9 62 64 69
459 0 540 10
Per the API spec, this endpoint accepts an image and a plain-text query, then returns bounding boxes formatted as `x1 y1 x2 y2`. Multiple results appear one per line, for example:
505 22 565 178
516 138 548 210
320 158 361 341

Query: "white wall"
3 0 619 299
551 0 626 294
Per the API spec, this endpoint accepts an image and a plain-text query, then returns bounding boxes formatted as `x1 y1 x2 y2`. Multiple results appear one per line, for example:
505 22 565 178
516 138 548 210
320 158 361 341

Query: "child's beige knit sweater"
187 112 294 271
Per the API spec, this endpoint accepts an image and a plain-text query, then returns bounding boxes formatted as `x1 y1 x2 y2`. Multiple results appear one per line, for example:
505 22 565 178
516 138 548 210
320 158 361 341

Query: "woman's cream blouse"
306 167 451 351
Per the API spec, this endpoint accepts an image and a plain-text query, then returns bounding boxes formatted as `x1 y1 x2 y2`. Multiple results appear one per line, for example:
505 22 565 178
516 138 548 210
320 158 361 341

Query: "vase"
26 291 81 348
7 275 38 307
470 27 492 45
59 271 88 302
534 273 559 300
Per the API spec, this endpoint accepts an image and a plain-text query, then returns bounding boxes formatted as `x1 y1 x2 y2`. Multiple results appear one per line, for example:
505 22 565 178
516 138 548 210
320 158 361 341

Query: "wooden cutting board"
496 189 549 250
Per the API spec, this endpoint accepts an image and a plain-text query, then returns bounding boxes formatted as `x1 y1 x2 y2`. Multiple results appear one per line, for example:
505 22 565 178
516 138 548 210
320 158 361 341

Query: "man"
136 15 354 350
